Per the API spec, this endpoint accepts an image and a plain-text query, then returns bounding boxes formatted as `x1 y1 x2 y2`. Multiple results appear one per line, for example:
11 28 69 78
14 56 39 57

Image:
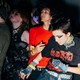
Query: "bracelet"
30 46 35 50
29 64 36 70
33 59 39 64
30 46 36 55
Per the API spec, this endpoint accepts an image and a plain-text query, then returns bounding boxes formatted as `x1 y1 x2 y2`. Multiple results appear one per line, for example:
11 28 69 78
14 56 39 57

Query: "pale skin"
20 8 53 80
20 29 80 80
30 8 52 56
21 31 29 50
10 12 29 50
0 17 5 23
52 29 80 74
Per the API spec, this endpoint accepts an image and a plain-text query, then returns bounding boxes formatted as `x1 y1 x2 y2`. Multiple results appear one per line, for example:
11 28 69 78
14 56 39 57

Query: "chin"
59 43 63 45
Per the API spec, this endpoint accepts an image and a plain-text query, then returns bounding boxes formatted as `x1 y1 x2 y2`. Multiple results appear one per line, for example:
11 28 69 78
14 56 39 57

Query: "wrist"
28 64 36 70
29 59 39 70
30 46 36 55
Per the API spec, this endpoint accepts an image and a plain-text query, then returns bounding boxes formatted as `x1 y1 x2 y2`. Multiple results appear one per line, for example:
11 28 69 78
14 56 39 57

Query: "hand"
52 59 68 73
48 61 62 72
19 66 32 80
35 42 45 53
20 71 30 80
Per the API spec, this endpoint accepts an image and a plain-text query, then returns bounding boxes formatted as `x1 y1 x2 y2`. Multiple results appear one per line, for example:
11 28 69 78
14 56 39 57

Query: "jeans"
37 70 72 80
73 74 80 80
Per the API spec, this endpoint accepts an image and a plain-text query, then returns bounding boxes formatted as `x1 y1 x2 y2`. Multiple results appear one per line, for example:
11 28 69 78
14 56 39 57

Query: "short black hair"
51 18 72 34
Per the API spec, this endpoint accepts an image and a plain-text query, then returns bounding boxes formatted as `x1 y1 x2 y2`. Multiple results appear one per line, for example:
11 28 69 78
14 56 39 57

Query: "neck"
12 22 22 29
43 21 50 30
0 17 5 24
65 35 74 45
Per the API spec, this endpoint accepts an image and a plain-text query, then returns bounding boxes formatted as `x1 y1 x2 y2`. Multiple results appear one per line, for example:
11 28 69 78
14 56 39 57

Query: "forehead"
10 11 20 15
52 29 64 35
42 8 50 12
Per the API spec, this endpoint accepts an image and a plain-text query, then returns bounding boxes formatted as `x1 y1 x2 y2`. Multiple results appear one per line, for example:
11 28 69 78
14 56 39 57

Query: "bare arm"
67 64 80 75
20 53 43 80
21 31 29 44
35 52 43 61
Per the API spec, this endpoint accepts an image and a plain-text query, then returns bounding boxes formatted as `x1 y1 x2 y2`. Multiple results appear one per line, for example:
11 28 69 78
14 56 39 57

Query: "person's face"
52 29 70 45
40 8 52 22
10 12 22 24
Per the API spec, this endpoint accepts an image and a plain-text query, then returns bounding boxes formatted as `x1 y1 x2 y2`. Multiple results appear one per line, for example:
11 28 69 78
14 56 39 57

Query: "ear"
67 32 71 37
50 16 52 20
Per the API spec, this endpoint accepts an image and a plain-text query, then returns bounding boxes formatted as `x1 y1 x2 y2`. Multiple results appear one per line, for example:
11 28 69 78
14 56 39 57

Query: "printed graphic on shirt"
50 48 73 62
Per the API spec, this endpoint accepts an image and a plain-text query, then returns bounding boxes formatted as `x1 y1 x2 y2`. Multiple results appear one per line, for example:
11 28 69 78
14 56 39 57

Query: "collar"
64 35 75 49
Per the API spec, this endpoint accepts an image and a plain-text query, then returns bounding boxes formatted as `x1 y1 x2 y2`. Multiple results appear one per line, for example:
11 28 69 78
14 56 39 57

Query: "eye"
57 35 63 38
15 13 19 15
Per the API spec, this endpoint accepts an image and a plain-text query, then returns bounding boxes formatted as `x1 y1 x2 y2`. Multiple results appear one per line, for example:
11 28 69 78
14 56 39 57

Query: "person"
30 8 40 26
20 18 80 80
27 6 54 80
0 6 10 80
2 8 29 80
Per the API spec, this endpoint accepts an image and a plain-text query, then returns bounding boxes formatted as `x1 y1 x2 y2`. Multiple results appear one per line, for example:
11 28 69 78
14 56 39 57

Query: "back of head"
0 6 8 20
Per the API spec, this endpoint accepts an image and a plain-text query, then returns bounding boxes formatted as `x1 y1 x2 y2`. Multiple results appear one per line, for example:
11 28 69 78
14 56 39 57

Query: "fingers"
20 72 26 80
19 72 31 80
35 42 45 53
38 42 45 47
26 73 30 79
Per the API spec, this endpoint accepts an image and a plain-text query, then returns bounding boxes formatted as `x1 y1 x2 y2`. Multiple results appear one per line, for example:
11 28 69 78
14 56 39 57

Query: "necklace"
13 26 20 34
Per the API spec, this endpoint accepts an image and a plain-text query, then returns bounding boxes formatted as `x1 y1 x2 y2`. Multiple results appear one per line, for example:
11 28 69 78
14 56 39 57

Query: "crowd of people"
0 1 80 80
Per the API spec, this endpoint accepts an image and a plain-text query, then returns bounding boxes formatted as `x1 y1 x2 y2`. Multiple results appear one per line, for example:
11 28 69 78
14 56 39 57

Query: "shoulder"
21 30 29 39
48 36 55 44
49 36 55 41
0 32 9 44
73 36 80 49
74 36 80 43
22 30 29 35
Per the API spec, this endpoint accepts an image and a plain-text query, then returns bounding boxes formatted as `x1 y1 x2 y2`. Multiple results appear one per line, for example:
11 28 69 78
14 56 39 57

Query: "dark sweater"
42 36 80 67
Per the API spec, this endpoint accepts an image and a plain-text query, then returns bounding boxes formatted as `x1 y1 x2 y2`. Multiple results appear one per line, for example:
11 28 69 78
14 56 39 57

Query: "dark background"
0 0 80 33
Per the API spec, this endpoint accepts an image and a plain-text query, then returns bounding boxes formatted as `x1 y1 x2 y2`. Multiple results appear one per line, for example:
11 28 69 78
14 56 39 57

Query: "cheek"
45 15 50 19
41 15 50 20
10 18 16 22
16 16 22 21
60 37 67 44
15 17 22 23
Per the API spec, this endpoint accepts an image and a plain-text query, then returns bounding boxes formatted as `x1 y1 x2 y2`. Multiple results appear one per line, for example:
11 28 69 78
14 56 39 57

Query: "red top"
29 26 53 67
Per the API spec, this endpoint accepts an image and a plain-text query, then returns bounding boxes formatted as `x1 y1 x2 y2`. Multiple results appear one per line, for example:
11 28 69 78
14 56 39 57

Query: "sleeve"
41 36 55 58
0 33 10 70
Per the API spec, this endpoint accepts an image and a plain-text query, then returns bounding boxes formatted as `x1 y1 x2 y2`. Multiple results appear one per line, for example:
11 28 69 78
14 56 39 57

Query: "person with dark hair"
0 6 10 80
2 8 29 80
20 18 80 80
25 6 53 80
